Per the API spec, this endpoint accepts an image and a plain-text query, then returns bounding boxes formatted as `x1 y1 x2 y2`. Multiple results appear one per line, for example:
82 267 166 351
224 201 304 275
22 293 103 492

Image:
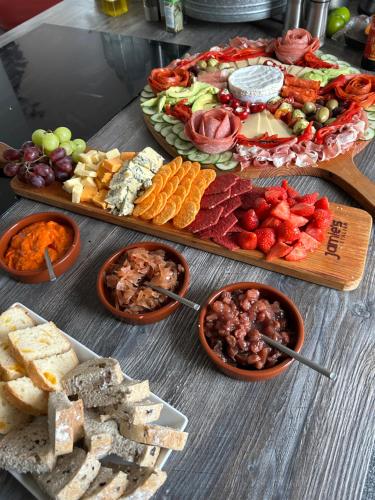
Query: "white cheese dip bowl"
228 65 284 104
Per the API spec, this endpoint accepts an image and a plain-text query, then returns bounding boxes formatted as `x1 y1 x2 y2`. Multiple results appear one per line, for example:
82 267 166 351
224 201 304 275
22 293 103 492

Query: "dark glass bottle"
361 15 375 70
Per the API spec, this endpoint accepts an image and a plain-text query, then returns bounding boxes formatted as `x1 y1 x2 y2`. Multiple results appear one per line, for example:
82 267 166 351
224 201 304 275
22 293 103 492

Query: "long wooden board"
144 116 375 217
10 177 372 291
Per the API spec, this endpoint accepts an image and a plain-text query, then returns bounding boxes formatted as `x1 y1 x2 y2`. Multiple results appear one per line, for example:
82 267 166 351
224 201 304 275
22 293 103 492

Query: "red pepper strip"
295 51 339 69
175 47 266 70
319 74 354 95
166 99 192 123
237 133 296 149
297 121 314 143
315 102 362 144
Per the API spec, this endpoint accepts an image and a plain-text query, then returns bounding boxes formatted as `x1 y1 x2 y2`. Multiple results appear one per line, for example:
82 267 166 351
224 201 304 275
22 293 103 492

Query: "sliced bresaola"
230 178 253 197
212 233 239 251
228 223 244 233
204 173 238 195
220 196 242 217
200 190 231 210
186 205 224 233
241 187 267 210
199 212 238 239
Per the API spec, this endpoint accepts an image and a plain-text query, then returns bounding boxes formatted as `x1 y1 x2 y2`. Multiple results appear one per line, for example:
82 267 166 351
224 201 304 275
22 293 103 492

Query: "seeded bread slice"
82 466 128 500
62 358 124 396
28 349 79 391
35 447 101 500
48 392 84 456
119 422 188 451
0 337 26 381
0 417 55 474
0 305 35 337
99 400 163 425
107 464 167 500
77 380 150 408
3 376 48 415
0 382 31 434
8 322 71 366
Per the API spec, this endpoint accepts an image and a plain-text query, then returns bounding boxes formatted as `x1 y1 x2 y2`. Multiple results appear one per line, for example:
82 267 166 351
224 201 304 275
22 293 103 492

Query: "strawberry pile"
236 180 332 261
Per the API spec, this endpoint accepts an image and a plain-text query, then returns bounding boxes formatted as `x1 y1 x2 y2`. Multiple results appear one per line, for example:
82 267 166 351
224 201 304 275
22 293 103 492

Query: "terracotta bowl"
0 211 80 284
198 282 304 381
97 241 190 325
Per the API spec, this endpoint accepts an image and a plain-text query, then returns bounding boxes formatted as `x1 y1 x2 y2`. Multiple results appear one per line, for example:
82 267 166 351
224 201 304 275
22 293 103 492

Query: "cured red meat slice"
241 187 266 210
199 213 238 239
230 179 253 197
204 173 238 195
186 206 224 233
205 117 221 139
215 113 231 139
201 190 231 209
228 224 244 233
212 233 239 251
219 196 242 216
198 118 206 136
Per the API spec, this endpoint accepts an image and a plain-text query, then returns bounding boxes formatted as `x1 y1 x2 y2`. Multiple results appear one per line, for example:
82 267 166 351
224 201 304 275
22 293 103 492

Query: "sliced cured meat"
284 74 320 90
204 173 238 195
228 224 244 233
219 196 242 216
186 206 224 233
200 190 231 209
199 119 206 136
230 178 252 197
215 113 231 139
273 28 320 65
212 233 239 251
241 188 266 210
200 213 238 239
205 117 221 139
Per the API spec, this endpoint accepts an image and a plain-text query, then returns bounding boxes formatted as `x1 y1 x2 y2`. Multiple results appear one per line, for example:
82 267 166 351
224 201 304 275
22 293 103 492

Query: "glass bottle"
99 0 128 17
362 15 375 70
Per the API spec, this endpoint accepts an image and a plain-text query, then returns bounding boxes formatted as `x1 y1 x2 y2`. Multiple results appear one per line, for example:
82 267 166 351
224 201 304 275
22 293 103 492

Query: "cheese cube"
63 177 82 194
101 172 113 185
92 189 108 209
105 148 120 160
74 163 87 177
101 158 122 173
82 177 96 188
120 152 136 162
81 185 98 203
72 184 84 204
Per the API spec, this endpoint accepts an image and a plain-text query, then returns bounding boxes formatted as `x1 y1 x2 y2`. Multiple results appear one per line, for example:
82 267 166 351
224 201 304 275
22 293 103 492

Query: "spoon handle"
145 282 200 311
44 249 57 282
260 334 337 381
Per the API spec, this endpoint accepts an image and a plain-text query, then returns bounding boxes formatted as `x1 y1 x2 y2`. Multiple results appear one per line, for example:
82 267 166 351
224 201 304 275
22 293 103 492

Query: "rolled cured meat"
273 29 320 65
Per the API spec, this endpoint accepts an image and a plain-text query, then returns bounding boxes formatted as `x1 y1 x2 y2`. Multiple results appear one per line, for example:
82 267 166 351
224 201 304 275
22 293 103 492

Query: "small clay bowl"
0 211 80 284
198 282 304 381
97 241 190 325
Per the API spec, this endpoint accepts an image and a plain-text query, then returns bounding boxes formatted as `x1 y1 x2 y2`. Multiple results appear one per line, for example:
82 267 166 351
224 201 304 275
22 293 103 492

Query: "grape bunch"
3 127 86 189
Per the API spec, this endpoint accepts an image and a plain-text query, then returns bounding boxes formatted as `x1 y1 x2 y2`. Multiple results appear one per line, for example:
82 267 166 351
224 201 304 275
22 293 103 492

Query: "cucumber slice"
320 53 338 62
144 84 153 93
337 60 351 68
140 97 147 103
163 114 180 125
141 90 154 99
216 160 238 171
175 138 193 150
157 95 166 113
154 122 165 133
176 148 194 156
201 154 220 164
366 110 375 121
217 151 233 163
160 125 174 137
166 133 177 145
178 130 189 141
349 67 361 74
141 96 159 108
150 113 166 123
187 151 210 162
172 123 184 134
365 105 375 113
361 128 375 141
315 49 322 57
143 107 157 116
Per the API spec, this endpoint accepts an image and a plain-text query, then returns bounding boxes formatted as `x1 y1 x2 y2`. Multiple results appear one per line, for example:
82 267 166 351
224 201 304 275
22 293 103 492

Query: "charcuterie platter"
141 29 375 215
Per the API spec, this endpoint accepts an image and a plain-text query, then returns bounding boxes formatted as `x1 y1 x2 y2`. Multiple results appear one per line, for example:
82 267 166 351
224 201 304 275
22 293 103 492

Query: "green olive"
325 117 336 125
197 60 207 70
326 99 339 111
268 96 282 105
293 119 309 135
279 102 294 113
315 106 330 123
292 109 306 120
207 58 218 67
302 102 316 115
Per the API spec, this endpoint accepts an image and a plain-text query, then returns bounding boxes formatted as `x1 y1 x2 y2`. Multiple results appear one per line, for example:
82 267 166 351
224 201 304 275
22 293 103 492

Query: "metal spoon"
260 333 337 380
145 282 200 311
44 248 57 282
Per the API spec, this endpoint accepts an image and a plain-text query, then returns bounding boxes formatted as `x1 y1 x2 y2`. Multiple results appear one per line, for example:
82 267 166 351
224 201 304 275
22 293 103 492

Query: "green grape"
31 129 46 147
69 140 76 151
72 150 82 163
54 126 72 143
60 141 73 156
42 132 59 152
72 138 86 153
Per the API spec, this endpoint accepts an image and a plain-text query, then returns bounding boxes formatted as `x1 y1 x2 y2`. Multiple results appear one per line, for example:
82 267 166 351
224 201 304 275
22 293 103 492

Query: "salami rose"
334 75 375 108
185 108 241 154
148 67 190 94
273 29 320 65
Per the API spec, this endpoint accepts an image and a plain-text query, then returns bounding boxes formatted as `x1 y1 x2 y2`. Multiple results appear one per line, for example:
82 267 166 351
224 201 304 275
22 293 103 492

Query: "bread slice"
28 349 79 391
35 447 100 500
99 400 163 425
82 466 128 500
119 422 188 451
8 322 71 367
0 417 55 474
0 381 31 434
77 380 150 408
3 376 48 415
107 464 167 500
62 358 124 396
48 392 84 456
0 337 26 381
0 305 35 337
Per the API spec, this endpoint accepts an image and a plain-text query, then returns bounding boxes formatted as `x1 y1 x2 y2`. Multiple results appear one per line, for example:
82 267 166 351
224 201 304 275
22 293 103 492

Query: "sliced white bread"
119 422 188 451
0 417 55 474
0 337 26 381
82 466 128 500
62 357 124 396
48 392 84 456
35 447 101 500
8 321 71 366
108 464 167 500
99 400 163 425
28 348 79 391
77 380 150 408
3 376 48 415
0 381 31 434
0 305 35 337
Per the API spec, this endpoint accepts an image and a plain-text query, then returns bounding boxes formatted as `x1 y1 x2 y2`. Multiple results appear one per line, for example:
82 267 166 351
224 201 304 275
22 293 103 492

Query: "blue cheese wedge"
228 65 284 103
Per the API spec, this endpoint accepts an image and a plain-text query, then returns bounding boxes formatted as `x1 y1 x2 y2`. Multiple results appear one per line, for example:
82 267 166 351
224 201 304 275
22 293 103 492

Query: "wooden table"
0 1 374 499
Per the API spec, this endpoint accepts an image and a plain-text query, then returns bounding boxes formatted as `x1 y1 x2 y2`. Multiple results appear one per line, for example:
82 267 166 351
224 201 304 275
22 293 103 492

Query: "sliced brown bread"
48 392 84 456
8 321 71 366
107 463 167 500
77 380 150 408
119 422 188 451
0 337 26 381
0 381 31 434
3 376 48 415
62 358 124 396
0 417 55 474
99 400 163 425
82 466 128 500
28 348 79 391
35 447 101 500
0 305 35 337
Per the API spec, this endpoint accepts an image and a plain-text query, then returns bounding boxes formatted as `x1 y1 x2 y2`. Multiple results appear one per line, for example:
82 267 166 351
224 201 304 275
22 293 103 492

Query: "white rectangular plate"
7 302 188 500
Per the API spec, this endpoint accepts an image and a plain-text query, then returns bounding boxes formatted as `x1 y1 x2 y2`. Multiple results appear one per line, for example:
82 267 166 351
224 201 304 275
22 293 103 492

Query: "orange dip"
5 221 73 272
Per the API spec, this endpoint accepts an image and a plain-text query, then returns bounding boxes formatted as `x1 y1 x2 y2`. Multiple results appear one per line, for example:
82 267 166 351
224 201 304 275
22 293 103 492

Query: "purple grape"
3 148 21 162
21 140 34 150
43 170 55 186
49 147 66 163
3 162 20 177
54 170 70 182
33 162 53 177
55 156 73 174
23 146 41 162
29 174 46 188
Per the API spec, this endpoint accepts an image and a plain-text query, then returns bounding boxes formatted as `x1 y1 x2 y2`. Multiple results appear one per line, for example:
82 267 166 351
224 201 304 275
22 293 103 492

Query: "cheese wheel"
228 65 284 103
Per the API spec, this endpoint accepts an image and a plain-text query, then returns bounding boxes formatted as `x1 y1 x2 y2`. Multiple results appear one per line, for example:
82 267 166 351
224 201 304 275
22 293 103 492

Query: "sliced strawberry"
299 231 320 251
278 220 301 243
284 241 308 261
266 241 293 261
315 196 330 210
240 209 259 231
260 216 282 229
296 192 319 204
238 231 257 250
270 200 290 221
254 228 276 254
311 208 332 228
289 214 309 227
254 197 271 220
290 203 315 217
305 224 325 243
287 197 297 207
264 187 287 206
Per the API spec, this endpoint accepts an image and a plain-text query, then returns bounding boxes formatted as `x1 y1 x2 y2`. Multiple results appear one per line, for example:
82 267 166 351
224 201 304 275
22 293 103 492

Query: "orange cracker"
132 193 155 217
153 199 177 225
134 183 157 204
169 194 183 214
198 168 216 187
173 200 200 229
186 184 203 204
141 192 168 220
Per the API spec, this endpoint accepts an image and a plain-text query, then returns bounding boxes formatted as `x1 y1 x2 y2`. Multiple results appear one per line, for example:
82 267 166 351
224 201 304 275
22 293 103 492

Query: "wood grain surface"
10 176 372 291
0 2 374 500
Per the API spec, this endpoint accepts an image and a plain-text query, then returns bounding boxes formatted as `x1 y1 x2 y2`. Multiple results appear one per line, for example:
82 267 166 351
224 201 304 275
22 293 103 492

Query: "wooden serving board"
10 177 372 291
144 117 375 217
